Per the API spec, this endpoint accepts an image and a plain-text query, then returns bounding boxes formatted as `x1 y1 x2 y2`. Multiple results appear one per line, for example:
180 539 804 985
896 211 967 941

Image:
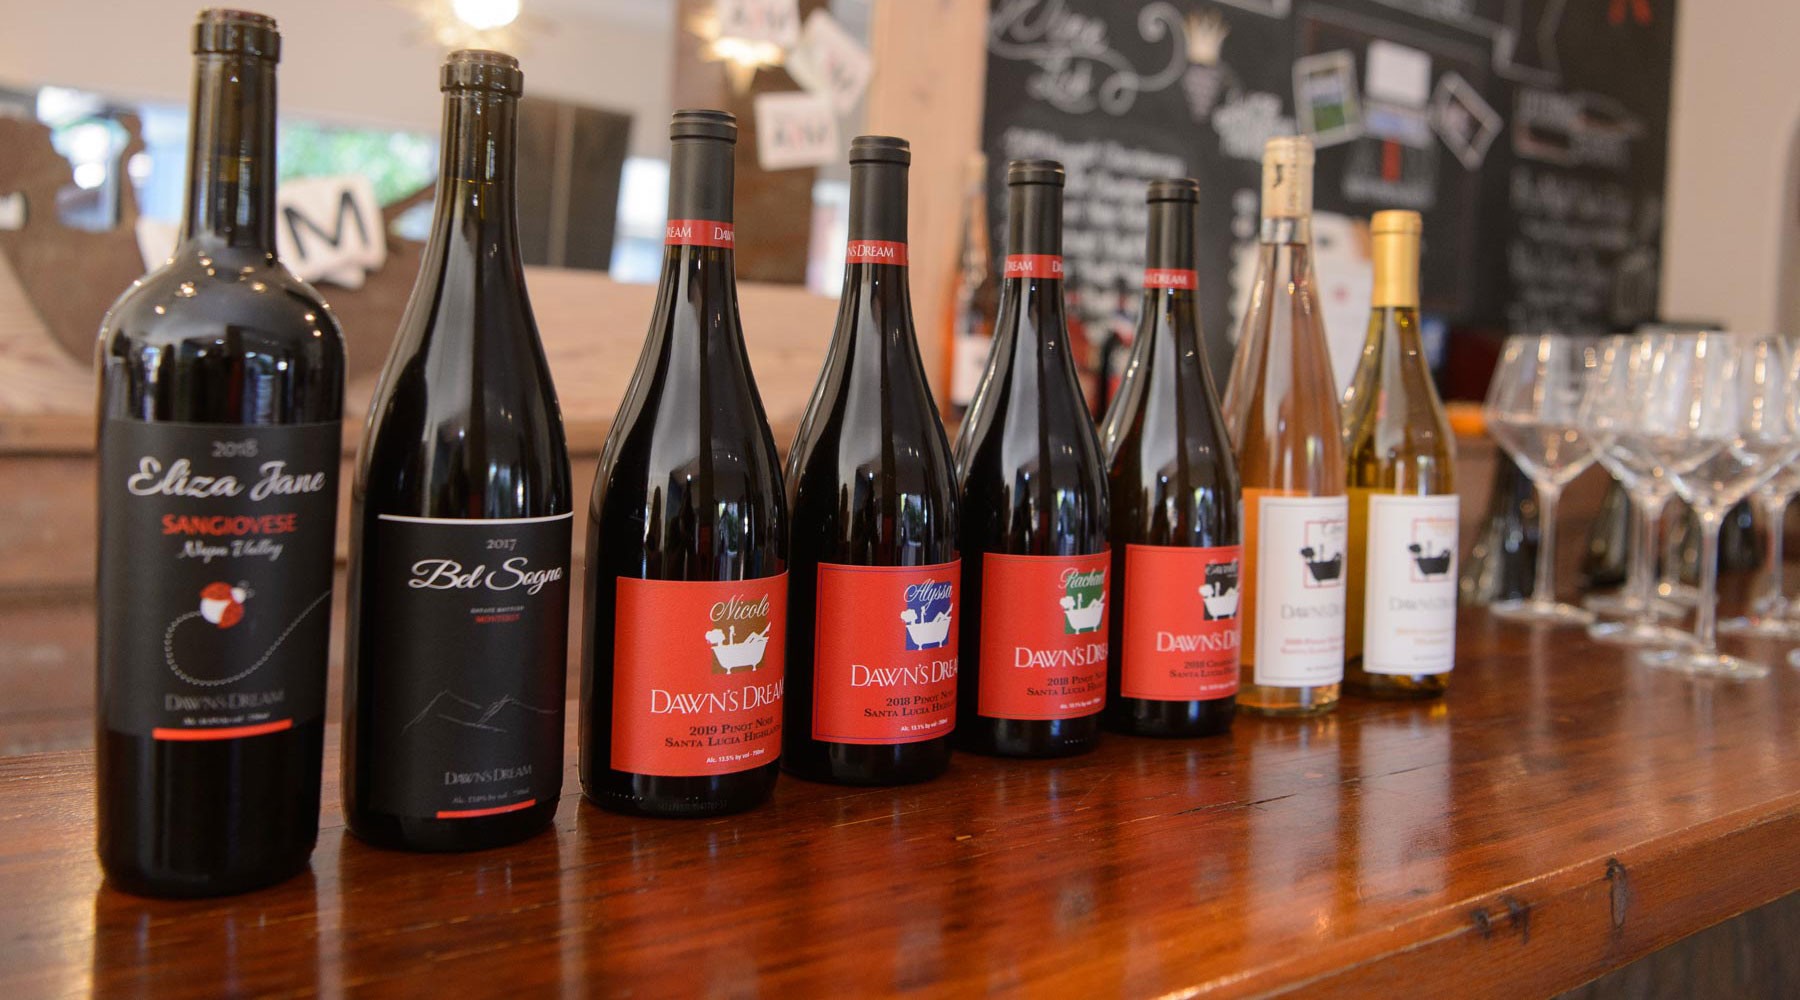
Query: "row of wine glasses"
1483 331 1800 678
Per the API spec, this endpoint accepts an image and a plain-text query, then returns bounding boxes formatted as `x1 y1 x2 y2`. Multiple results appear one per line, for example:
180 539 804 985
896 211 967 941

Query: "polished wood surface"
3 611 1798 997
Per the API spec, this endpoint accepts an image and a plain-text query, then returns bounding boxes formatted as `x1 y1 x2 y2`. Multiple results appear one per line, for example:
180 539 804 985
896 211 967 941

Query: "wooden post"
864 0 988 401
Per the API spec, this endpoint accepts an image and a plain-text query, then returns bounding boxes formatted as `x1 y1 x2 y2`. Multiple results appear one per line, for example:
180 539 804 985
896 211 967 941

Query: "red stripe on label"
845 240 908 266
1143 268 1198 290
152 718 293 741
1004 254 1063 279
665 219 735 248
436 799 537 820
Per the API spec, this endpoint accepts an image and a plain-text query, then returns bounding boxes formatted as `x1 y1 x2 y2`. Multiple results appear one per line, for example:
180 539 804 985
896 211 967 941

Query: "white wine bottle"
1222 136 1347 717
1342 210 1457 697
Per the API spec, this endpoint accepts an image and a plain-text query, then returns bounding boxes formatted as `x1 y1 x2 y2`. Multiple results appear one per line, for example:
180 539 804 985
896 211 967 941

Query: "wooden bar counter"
3 611 1798 997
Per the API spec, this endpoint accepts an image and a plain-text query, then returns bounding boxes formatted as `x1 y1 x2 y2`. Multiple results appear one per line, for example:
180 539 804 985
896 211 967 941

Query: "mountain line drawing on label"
162 583 332 688
402 691 558 735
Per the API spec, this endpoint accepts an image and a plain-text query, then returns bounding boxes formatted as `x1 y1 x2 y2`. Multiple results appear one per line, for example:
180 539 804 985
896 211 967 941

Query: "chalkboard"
980 0 1677 387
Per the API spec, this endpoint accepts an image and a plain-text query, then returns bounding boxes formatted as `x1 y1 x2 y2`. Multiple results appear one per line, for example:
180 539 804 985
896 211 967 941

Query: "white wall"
1661 0 1800 333
0 0 673 158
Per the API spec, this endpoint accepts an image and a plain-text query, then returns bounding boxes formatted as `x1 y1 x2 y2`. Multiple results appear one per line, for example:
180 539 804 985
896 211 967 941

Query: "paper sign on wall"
275 175 387 289
716 0 800 49
787 10 872 115
753 91 839 170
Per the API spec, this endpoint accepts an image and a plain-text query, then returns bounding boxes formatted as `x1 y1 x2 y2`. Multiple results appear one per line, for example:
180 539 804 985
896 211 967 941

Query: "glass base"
1587 619 1699 649
1582 590 1683 620
1717 614 1800 640
1490 598 1595 626
1639 648 1771 680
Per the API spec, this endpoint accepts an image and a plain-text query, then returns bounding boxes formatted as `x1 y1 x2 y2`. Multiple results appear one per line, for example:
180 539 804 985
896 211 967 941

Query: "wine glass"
1719 466 1800 638
1577 334 1697 647
1642 333 1800 678
1483 334 1598 625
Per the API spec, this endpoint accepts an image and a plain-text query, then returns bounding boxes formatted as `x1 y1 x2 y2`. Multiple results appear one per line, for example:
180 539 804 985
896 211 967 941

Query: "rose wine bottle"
1341 210 1457 697
95 9 344 897
784 136 960 785
1100 179 1241 738
343 51 572 852
580 110 788 816
1222 136 1347 717
954 159 1110 758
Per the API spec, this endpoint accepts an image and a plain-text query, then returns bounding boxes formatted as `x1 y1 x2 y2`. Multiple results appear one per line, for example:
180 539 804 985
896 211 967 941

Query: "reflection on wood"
1 610 1797 995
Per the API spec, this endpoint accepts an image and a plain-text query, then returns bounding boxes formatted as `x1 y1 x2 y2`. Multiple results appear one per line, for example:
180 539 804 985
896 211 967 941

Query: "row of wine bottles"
93 12 1456 899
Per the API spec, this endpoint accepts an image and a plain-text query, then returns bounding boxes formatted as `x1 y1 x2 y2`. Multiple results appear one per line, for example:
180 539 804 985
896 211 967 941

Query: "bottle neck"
1371 231 1421 309
995 183 1073 367
180 53 278 252
661 137 736 273
428 88 522 263
1141 199 1203 356
1258 214 1312 245
839 159 913 348
1006 183 1061 259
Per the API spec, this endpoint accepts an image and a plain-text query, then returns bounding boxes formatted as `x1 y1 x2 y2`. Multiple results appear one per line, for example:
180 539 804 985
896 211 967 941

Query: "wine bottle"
954 159 1110 758
1222 136 1347 717
1100 178 1241 737
580 110 788 816
95 9 344 897
784 136 960 785
342 51 572 851
1341 210 1457 698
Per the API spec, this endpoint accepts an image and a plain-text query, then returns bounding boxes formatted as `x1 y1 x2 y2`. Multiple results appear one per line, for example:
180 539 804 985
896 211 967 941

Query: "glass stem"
1532 481 1562 608
1630 492 1665 623
1695 509 1723 655
1754 493 1786 615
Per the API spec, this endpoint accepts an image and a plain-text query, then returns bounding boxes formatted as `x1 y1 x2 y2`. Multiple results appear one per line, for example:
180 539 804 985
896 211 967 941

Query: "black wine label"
99 419 340 740
364 512 572 820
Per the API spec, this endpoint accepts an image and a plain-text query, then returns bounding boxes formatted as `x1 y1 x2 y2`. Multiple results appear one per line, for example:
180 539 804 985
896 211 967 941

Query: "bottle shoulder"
100 250 343 352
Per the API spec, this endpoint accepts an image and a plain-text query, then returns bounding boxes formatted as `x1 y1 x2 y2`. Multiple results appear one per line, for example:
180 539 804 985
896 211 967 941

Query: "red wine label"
1120 544 1241 701
845 240 908 266
361 512 572 820
1143 268 1198 290
665 219 735 248
977 551 1109 720
611 574 787 776
98 420 338 740
810 561 959 745
1003 254 1064 279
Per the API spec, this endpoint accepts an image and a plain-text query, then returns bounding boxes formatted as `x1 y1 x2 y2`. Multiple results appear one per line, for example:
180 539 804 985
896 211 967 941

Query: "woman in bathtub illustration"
705 624 771 673
900 606 954 649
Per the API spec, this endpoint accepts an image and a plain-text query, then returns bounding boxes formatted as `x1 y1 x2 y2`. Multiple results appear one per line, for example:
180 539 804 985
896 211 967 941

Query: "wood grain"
2 611 1798 997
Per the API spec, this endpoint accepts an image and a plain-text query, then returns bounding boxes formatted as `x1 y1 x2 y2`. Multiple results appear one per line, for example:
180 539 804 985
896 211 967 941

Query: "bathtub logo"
1059 566 1107 635
706 591 774 674
901 578 954 650
1300 516 1348 588
1408 516 1458 582
1199 560 1239 621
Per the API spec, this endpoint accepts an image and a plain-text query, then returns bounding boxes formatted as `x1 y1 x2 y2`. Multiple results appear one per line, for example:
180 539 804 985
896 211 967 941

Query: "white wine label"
1361 495 1458 675
1253 495 1347 687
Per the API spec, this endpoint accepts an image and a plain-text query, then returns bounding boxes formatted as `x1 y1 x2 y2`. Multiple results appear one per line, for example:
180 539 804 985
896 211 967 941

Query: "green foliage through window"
277 122 437 205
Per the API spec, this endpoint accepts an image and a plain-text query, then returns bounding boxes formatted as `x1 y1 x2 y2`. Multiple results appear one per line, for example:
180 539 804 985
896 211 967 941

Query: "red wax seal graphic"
198 582 248 629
